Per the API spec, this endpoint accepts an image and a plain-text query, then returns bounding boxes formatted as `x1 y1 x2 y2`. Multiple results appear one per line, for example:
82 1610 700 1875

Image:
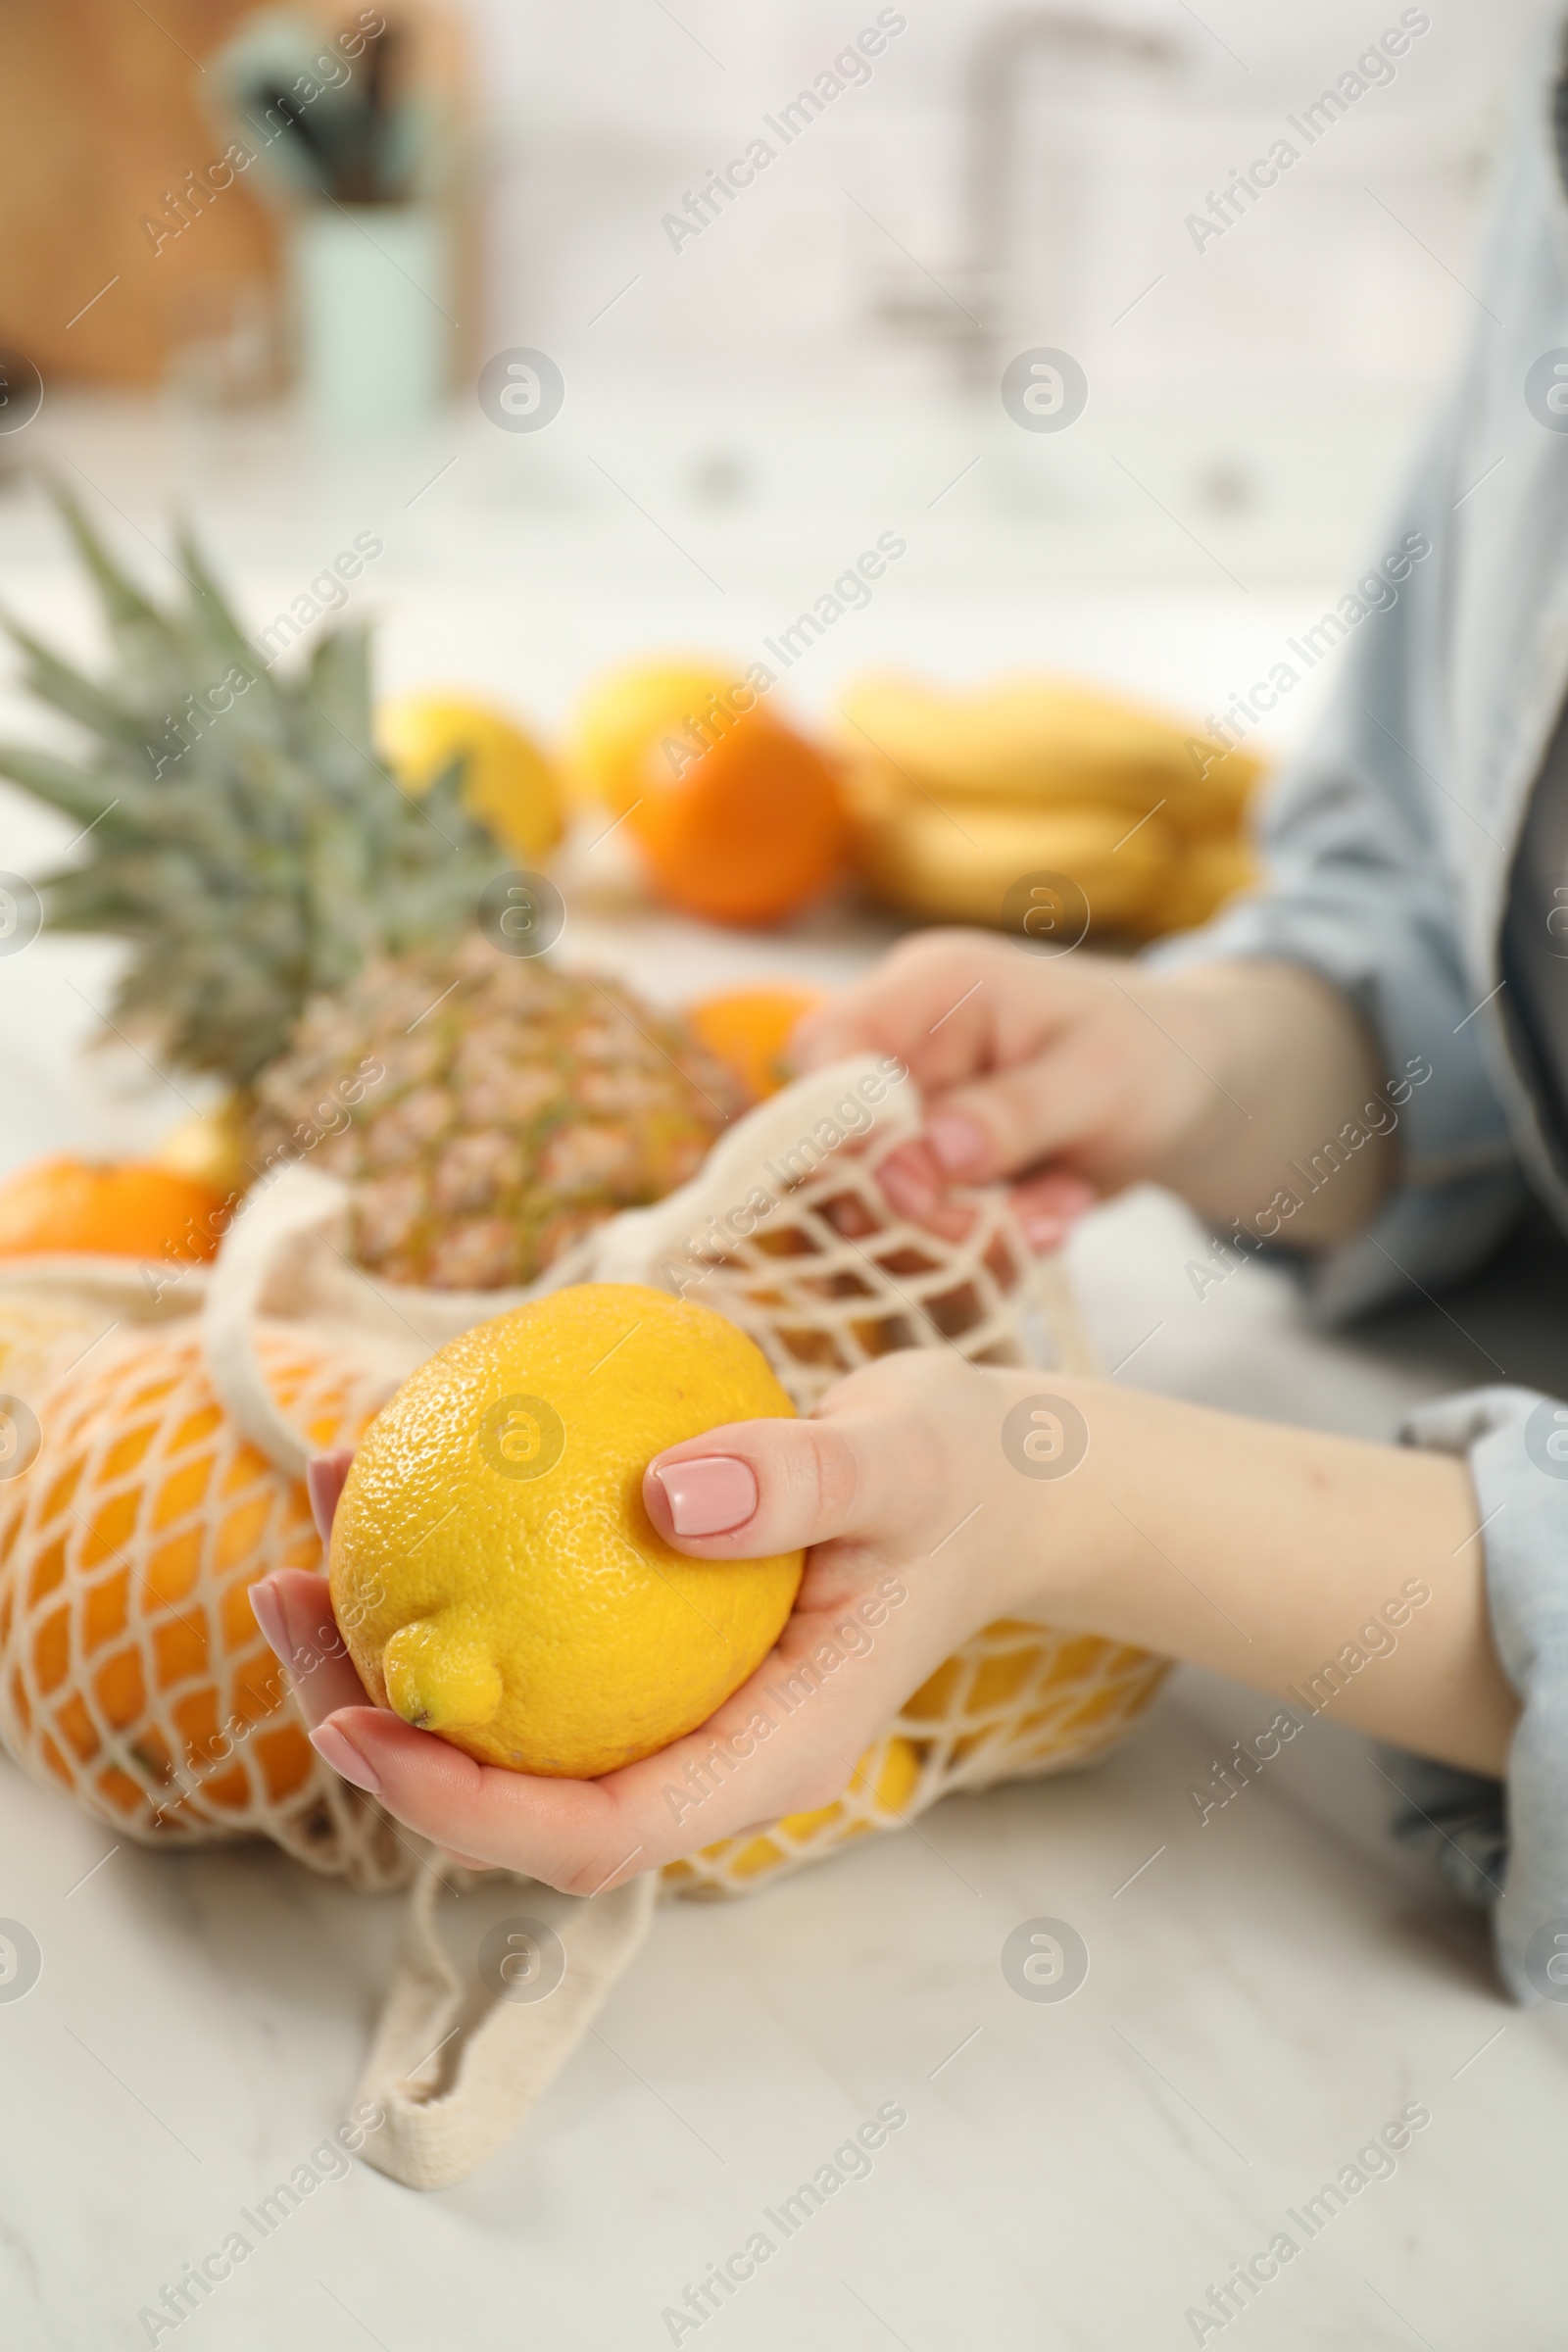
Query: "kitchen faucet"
873 10 1180 388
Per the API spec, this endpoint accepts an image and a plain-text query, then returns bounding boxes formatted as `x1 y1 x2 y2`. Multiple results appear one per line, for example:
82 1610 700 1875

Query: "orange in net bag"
0 1055 1167 2185
0 1295 403 1886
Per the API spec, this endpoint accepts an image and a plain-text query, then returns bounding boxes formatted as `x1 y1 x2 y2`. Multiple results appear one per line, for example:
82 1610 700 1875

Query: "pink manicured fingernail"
1021 1216 1067 1253
310 1721 382 1794
654 1456 759 1537
926 1112 987 1174
307 1449 354 1542
878 1156 937 1218
249 1577 287 1660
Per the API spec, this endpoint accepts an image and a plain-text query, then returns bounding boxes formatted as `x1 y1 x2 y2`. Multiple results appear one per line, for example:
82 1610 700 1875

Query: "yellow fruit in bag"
330 1284 804 1778
721 1734 921 1883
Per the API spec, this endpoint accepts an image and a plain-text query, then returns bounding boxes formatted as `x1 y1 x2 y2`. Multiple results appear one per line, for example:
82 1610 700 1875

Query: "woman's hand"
254 1344 1520 1895
792 929 1399 1250
250 1352 1035 1896
791 930 1217 1247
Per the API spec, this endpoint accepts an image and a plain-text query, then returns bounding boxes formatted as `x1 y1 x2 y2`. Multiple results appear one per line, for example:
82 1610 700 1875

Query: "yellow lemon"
376 693 563 859
568 658 758 813
329 1283 804 1777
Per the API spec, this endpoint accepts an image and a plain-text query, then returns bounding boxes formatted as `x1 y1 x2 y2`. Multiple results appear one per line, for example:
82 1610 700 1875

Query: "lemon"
568 659 754 814
329 1284 804 1778
376 693 563 860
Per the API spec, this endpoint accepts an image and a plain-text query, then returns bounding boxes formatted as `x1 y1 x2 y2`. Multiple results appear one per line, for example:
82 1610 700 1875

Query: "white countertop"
3 410 1565 2349
4 1185 1565 2352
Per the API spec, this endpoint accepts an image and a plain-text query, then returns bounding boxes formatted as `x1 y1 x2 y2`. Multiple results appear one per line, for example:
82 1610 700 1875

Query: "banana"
850 793 1174 932
834 672 1263 939
836 673 1261 836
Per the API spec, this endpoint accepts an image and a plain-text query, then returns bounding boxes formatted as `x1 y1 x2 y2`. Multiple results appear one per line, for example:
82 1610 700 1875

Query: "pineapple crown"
0 486 506 1088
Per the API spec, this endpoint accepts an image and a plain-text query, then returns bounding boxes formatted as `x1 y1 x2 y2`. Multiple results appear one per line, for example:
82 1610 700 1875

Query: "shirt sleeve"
1396 1383 1568 2005
1147 399 1526 1319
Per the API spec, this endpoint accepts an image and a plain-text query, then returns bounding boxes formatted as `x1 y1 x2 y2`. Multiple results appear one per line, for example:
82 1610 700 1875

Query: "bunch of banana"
834 674 1263 943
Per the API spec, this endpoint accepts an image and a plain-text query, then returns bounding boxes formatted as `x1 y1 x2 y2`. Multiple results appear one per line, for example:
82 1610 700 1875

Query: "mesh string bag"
0 1054 1168 2184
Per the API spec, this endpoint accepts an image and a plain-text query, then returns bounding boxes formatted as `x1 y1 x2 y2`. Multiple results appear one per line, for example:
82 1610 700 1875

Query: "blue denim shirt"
1152 11 1568 2003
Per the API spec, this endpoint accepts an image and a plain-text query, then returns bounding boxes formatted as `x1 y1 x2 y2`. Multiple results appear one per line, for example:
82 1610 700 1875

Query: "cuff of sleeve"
1399 1384 1568 2005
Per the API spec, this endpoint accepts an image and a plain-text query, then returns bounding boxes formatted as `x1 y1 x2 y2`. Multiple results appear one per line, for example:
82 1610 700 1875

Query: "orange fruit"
0 1324 391 1856
687 985 826 1101
627 713 846 927
0 1156 232 1264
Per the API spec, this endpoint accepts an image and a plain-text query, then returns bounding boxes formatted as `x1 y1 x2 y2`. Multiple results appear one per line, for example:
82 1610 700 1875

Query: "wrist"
1130 963 1260 1191
978 1371 1141 1628
1136 959 1398 1243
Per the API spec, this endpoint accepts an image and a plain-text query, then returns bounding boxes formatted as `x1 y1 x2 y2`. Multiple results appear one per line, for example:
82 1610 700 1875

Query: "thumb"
307 1448 355 1541
643 1408 926 1559
922 1051 1109 1184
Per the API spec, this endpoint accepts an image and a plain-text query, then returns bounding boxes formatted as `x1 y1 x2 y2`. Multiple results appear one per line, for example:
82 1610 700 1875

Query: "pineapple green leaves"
0 487 506 1088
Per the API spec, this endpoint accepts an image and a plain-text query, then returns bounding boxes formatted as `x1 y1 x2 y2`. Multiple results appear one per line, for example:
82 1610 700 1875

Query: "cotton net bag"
0 1055 1167 2185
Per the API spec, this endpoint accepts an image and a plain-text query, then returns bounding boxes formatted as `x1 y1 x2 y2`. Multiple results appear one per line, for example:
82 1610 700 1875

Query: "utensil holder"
292 201 450 430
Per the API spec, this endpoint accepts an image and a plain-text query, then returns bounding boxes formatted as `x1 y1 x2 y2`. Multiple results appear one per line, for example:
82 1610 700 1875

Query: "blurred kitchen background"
3 2 1535 528
0 0 1548 1160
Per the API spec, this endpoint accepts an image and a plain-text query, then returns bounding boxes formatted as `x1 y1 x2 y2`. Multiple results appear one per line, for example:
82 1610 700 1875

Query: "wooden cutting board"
0 0 281 386
0 2 471 390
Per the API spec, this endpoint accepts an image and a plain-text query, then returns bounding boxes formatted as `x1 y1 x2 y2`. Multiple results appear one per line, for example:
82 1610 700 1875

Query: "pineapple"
250 935 743 1289
0 488 504 1087
0 489 740 1287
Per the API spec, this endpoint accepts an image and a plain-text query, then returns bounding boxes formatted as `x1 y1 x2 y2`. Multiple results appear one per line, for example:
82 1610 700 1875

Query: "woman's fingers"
308 1581 923 1891
643 1397 942 1560
875 1137 945 1221
793 934 1149 1185
877 1136 1098 1251
256 1531 922 1886
1007 1167 1100 1251
874 1141 988 1250
304 1702 651 1889
250 1567 369 1725
917 1048 1121 1184
307 1448 355 1541
876 1140 1002 1238
310 1715 385 1792
790 931 1021 1091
